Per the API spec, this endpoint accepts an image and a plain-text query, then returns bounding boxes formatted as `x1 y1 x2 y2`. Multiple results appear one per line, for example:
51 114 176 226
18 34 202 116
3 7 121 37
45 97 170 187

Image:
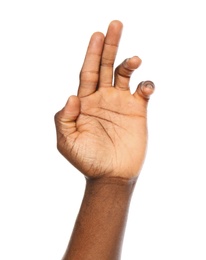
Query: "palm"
55 21 154 179
58 88 148 178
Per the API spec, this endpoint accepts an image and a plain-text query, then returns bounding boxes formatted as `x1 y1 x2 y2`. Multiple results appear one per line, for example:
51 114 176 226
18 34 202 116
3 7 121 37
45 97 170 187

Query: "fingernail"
123 58 130 68
143 81 155 89
140 81 155 98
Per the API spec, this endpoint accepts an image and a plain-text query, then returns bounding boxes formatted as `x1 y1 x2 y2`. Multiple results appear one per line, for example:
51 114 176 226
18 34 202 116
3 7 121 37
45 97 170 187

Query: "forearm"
62 177 137 260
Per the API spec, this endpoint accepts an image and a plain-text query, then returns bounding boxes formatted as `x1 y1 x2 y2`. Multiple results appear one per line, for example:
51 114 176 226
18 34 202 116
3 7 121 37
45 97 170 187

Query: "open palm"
55 21 154 179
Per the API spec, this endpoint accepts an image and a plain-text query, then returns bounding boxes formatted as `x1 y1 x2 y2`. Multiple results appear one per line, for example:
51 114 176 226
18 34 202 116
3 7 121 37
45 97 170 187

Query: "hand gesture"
54 20 154 179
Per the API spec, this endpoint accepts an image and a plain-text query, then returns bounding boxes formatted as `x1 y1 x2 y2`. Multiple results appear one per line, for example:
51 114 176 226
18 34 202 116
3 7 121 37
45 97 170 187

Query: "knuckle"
101 57 114 67
79 70 99 83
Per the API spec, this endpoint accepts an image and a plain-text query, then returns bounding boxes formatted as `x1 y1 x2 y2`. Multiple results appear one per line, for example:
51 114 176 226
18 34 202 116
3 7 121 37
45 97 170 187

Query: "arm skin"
62 177 136 260
54 20 155 260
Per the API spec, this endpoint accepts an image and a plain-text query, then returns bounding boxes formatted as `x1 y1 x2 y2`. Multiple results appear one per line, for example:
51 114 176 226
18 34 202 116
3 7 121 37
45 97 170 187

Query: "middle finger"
98 20 123 89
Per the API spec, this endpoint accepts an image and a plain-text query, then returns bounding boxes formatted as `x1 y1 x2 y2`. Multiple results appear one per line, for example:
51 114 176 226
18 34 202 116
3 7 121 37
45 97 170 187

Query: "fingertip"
131 55 142 64
141 81 155 96
124 56 142 70
89 32 105 51
109 20 123 29
65 95 80 108
107 19 123 38
135 81 155 100
63 95 80 119
91 32 105 42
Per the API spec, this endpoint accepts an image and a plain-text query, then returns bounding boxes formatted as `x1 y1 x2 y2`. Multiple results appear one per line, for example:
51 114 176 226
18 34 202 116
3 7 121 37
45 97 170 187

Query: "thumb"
61 95 80 121
54 95 80 156
54 95 80 132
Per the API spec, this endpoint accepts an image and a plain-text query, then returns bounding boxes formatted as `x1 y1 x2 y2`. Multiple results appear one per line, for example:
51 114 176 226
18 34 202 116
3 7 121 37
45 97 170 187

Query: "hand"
54 20 154 179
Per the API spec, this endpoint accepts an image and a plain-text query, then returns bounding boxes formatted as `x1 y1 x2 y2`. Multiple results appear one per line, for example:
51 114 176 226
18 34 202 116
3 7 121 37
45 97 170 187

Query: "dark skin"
55 20 155 260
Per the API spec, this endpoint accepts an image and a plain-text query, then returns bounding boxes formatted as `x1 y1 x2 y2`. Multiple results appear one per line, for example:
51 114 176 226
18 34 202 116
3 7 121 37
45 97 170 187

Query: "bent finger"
133 80 155 106
114 56 142 91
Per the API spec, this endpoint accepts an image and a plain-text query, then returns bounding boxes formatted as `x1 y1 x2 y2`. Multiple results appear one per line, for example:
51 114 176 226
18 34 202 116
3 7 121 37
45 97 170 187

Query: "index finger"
98 20 123 89
78 32 105 98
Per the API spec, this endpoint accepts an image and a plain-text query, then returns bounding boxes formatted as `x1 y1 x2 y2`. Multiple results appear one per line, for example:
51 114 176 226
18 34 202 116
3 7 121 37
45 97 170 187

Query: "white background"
0 0 206 259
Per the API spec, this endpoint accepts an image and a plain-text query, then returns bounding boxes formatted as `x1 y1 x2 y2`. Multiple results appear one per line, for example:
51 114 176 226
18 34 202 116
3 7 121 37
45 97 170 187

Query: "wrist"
86 176 137 190
84 176 137 205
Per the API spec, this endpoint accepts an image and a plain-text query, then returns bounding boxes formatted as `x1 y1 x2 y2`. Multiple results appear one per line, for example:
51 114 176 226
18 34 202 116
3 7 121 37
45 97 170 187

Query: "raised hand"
54 20 154 180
